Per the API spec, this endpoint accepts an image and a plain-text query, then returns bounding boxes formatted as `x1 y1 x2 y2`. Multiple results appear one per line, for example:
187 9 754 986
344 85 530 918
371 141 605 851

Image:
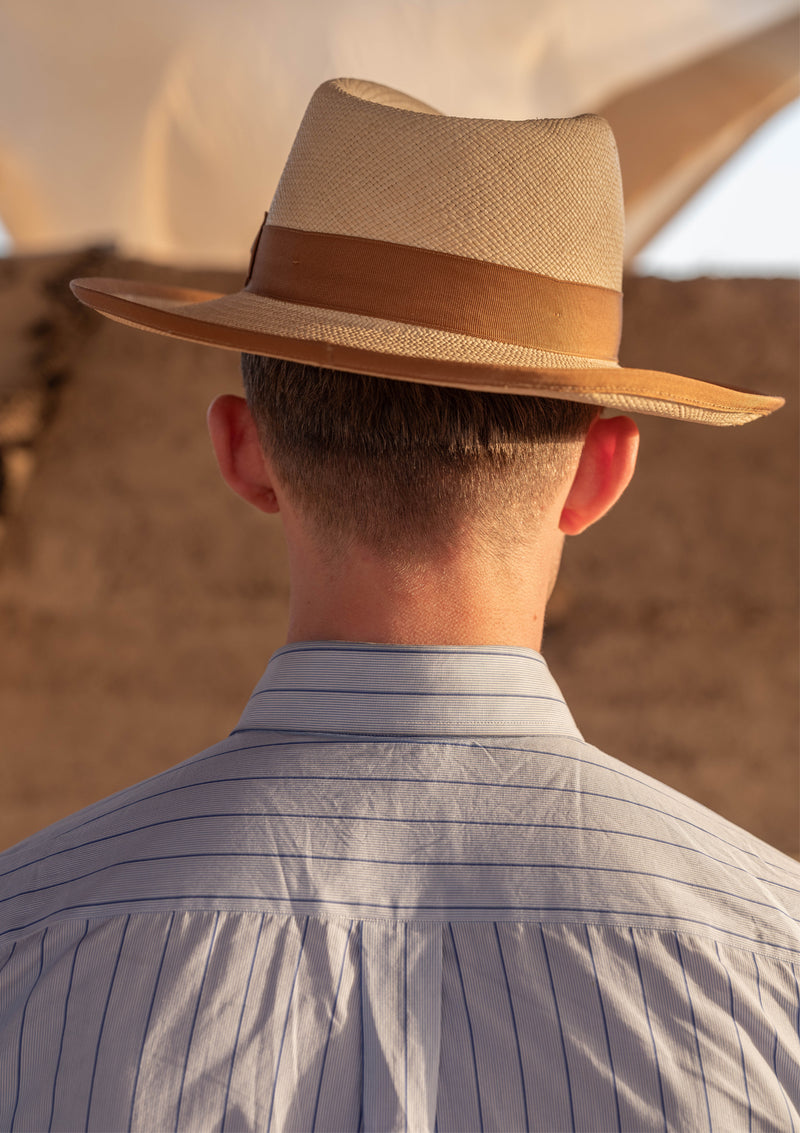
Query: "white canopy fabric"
0 0 796 266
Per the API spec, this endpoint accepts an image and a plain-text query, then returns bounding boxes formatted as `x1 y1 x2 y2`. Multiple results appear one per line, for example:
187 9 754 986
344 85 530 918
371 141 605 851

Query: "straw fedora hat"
71 77 782 426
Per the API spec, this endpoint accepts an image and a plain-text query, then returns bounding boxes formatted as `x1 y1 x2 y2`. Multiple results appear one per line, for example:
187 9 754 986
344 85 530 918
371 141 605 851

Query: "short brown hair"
241 354 596 560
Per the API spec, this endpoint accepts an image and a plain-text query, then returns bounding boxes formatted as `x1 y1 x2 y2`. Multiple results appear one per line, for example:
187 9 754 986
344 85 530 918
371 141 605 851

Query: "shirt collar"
235 641 582 739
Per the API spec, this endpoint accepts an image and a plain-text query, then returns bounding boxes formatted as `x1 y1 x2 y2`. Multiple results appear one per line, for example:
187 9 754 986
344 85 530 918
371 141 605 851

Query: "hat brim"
70 277 784 426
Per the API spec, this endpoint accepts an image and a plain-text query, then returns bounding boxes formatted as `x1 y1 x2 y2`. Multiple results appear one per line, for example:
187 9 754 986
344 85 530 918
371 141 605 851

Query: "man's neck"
283 531 563 651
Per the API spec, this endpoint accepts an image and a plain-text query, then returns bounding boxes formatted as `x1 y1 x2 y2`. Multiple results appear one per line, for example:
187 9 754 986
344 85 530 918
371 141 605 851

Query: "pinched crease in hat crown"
266 77 625 294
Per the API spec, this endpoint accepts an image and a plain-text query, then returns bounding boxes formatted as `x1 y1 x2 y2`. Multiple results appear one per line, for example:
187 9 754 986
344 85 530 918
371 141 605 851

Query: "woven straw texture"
91 285 769 426
142 290 607 370
269 79 624 290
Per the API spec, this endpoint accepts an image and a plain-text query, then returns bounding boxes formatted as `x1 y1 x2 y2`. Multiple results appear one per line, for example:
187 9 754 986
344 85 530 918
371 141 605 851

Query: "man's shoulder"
0 731 243 941
1 723 798 962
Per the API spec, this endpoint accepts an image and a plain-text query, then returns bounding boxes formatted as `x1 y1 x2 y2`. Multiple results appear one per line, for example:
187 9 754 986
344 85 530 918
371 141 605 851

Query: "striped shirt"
1 641 798 1132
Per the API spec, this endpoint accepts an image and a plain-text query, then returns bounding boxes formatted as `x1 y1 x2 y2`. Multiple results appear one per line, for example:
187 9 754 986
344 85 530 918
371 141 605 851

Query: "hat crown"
268 78 624 292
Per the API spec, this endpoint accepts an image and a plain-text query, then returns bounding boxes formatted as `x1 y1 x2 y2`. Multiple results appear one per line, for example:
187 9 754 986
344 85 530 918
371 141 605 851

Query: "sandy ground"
0 253 797 855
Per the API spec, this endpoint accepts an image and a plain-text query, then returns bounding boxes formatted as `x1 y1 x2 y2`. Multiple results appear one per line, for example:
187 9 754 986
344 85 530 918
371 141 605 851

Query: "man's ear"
207 394 280 514
559 415 639 536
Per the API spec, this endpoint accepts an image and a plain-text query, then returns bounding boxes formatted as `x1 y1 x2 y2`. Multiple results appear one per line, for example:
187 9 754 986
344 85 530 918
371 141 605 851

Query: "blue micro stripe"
0 941 17 976
174 911 220 1128
85 916 131 1130
266 917 309 1133
9 799 797 902
714 941 751 1133
403 922 408 1133
274 643 547 665
540 926 575 1132
674 934 712 1133
494 923 529 1133
220 914 265 1132
629 929 668 1133
5 848 797 929
10 929 46 1132
4 900 800 958
754 952 798 1133
127 912 175 1132
251 686 563 701
448 925 484 1132
310 921 354 1133
53 737 791 877
10 776 793 897
585 926 621 1132
49 921 89 1133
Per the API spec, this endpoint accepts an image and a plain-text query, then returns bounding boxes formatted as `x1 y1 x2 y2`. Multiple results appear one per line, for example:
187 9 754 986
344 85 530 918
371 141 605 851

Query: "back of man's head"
242 353 597 565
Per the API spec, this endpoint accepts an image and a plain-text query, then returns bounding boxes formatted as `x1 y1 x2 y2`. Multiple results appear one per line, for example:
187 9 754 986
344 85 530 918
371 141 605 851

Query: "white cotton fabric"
0 0 795 263
0 641 798 1131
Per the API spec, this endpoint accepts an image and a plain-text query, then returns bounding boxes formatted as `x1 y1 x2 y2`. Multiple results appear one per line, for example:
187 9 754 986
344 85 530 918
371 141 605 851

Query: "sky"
1 98 798 277
634 97 800 278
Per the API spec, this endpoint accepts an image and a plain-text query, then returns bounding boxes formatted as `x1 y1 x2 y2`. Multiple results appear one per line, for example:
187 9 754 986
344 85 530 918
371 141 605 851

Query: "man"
1 77 796 1132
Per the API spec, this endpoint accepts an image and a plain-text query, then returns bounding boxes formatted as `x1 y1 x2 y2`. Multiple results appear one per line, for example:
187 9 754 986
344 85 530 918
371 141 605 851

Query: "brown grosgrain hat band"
246 221 622 360
69 77 784 426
